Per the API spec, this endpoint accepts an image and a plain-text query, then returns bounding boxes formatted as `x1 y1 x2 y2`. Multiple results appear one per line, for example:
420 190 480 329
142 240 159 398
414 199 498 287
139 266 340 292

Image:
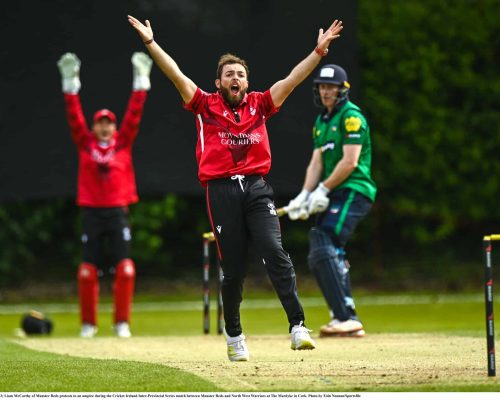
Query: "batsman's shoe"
290 323 316 350
226 332 249 361
114 322 132 338
80 323 97 338
320 319 364 337
320 328 366 338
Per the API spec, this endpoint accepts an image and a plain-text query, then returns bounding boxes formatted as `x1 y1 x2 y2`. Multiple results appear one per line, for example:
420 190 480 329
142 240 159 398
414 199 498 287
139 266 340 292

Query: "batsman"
287 64 377 337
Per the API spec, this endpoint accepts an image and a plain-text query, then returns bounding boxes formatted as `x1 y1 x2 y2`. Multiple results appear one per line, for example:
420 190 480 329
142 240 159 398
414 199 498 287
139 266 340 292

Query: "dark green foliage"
0 200 78 286
129 194 212 279
0 195 211 288
358 0 500 241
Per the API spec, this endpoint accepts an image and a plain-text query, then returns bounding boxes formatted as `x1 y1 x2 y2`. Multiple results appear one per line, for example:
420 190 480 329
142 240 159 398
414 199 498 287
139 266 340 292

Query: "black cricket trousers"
206 175 305 337
81 207 131 270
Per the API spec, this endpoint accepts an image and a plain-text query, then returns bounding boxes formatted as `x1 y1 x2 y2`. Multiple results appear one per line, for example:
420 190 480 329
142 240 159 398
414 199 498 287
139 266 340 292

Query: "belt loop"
230 175 245 192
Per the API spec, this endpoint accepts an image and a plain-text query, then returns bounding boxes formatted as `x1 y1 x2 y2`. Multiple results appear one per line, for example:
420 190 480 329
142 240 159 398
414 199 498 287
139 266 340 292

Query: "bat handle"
276 206 289 217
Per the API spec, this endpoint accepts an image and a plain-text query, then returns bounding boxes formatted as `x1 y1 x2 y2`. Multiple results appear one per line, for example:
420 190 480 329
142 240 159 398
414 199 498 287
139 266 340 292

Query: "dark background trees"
1 0 499 291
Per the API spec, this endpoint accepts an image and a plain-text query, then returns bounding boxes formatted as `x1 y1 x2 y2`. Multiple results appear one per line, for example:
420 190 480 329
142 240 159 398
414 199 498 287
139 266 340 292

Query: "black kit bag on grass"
21 310 53 335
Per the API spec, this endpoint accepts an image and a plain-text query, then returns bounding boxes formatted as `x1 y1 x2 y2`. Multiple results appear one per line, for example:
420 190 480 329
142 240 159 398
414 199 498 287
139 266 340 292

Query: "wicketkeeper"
287 64 377 337
57 51 152 338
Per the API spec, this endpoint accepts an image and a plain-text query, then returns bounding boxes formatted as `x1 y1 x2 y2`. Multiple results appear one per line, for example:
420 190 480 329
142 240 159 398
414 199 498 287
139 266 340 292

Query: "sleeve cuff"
62 78 81 94
133 76 151 91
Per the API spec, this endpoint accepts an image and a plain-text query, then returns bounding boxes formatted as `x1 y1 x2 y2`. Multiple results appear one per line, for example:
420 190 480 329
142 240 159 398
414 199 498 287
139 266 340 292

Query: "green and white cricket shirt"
312 100 377 202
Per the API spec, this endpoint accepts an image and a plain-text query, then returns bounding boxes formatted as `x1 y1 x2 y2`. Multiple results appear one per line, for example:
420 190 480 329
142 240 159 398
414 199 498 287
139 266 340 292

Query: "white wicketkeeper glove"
308 182 330 215
287 189 310 221
57 53 81 94
132 52 153 91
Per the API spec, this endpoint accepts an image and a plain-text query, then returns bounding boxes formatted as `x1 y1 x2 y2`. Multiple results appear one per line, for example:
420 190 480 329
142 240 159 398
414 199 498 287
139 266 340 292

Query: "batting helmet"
313 64 350 108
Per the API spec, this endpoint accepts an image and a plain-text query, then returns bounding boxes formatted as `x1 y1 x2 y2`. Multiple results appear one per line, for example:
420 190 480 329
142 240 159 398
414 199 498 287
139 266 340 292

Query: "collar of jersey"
94 135 116 149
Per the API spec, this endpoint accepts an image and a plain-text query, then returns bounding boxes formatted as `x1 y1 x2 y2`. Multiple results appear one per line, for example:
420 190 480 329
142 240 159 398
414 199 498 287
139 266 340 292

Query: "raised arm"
128 15 197 104
269 20 343 108
57 53 89 147
118 52 152 145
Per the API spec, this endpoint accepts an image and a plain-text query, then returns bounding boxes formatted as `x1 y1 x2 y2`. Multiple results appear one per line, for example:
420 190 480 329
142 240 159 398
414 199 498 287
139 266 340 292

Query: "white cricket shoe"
80 323 97 338
290 323 316 350
320 319 364 337
114 322 132 338
225 331 249 361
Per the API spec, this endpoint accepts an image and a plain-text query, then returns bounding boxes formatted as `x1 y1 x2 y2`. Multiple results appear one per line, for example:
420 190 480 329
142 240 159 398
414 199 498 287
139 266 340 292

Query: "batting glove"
287 190 310 221
288 207 310 221
308 182 330 215
132 52 153 91
57 53 81 94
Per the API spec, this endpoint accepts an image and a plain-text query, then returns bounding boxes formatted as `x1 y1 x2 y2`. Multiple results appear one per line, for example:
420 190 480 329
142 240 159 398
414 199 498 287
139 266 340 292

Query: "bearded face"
219 84 247 107
216 63 249 108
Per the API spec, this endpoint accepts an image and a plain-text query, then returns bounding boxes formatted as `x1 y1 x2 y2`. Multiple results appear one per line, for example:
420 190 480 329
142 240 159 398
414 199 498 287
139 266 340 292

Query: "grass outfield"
0 293 499 391
0 340 219 392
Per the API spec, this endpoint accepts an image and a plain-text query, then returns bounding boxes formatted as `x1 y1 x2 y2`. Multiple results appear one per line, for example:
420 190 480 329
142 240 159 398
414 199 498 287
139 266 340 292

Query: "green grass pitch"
0 293 498 392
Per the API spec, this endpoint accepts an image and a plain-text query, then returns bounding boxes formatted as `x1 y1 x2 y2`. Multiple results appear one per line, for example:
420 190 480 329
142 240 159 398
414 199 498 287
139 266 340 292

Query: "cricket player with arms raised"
128 14 342 361
57 51 152 338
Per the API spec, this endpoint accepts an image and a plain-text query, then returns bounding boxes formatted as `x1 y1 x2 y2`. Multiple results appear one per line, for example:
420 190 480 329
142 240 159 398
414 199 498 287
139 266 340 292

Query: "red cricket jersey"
183 88 279 185
64 91 147 207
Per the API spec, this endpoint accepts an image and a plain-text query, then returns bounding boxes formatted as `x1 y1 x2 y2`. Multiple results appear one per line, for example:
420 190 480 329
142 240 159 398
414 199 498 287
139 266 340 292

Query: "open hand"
128 15 154 43
316 20 343 54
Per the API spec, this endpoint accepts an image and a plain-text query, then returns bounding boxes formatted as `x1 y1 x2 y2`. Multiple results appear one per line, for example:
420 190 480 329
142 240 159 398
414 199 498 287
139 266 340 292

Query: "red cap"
93 109 117 123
